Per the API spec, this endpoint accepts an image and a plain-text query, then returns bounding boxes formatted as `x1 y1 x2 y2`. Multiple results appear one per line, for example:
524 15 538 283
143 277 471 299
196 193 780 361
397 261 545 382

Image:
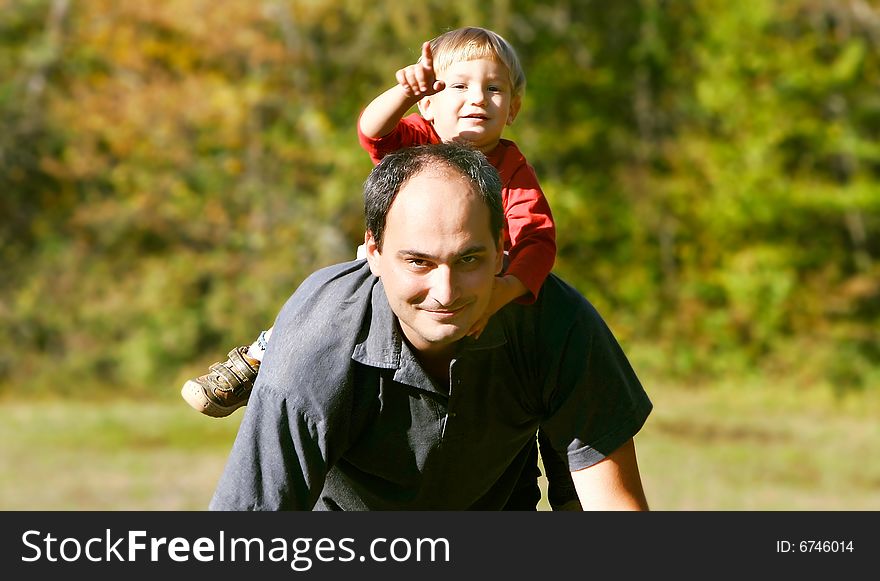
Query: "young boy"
182 26 579 510
358 28 554 336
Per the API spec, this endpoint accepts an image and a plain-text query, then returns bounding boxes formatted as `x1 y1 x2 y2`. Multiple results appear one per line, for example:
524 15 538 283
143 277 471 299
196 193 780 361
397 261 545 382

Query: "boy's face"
419 58 521 154
364 166 504 359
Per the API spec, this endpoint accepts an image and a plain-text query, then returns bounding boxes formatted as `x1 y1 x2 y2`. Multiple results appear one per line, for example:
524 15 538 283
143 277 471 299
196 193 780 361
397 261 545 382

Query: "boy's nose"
468 87 487 105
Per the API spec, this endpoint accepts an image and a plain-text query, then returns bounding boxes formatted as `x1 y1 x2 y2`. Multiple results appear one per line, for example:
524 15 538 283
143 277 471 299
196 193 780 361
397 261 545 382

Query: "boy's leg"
180 327 273 418
247 328 272 361
538 429 582 511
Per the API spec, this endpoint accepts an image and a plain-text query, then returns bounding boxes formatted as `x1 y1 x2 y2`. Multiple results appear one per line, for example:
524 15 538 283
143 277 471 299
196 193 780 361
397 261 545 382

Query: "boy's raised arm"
359 41 445 139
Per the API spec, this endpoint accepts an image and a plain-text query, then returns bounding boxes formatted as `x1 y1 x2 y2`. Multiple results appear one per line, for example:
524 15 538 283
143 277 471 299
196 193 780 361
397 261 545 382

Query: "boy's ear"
506 95 522 126
417 96 435 122
364 230 382 277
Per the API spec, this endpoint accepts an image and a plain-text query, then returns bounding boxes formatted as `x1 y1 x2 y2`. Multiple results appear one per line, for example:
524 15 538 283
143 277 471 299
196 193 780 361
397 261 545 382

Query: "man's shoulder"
539 274 598 316
502 273 604 337
293 259 376 302
257 260 377 397
272 260 377 333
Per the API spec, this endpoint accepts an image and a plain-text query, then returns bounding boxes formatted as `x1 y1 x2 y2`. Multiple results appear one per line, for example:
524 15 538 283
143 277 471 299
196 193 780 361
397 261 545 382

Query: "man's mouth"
421 304 467 319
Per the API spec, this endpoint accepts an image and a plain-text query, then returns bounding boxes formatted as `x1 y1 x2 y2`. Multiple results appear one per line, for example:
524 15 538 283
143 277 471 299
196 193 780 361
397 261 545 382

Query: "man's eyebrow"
396 245 490 260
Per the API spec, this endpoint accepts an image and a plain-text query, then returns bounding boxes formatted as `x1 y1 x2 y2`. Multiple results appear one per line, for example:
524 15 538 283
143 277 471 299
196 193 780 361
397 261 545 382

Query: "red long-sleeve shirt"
357 113 556 302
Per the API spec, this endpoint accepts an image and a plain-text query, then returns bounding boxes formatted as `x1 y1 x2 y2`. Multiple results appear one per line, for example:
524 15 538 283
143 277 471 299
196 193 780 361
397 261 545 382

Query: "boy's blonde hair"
428 27 526 97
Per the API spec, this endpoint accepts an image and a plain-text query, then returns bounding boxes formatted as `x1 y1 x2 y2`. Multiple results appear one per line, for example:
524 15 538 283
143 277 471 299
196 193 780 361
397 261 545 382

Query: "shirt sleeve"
357 112 438 165
502 163 557 303
208 383 328 510
536 281 652 472
209 263 376 511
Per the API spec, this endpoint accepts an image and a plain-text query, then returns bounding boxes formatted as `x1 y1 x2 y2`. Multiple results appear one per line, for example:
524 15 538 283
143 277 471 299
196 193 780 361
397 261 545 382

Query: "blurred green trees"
2 0 878 396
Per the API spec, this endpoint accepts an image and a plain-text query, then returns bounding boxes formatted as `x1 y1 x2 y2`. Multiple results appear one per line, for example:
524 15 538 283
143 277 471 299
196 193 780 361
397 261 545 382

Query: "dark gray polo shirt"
209 260 651 510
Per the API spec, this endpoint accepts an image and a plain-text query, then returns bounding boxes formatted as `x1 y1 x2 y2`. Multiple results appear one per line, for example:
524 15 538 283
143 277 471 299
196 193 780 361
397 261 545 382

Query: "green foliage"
1 0 878 395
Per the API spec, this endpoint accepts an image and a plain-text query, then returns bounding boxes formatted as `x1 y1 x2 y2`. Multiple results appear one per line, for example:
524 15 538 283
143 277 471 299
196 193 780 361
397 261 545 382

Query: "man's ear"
506 95 522 126
417 96 435 122
494 237 505 276
364 230 382 277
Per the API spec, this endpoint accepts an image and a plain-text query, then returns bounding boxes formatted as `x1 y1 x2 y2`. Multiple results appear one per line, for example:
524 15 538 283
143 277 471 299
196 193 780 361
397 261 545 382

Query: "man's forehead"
383 167 495 244
392 167 479 210
402 164 470 187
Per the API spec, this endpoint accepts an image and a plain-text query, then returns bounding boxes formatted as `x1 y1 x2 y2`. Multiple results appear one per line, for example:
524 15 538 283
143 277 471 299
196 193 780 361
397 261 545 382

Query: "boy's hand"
467 275 529 340
396 41 446 99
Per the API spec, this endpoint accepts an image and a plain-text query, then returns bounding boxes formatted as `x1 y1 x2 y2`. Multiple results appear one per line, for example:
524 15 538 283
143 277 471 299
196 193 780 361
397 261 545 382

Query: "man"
210 142 652 510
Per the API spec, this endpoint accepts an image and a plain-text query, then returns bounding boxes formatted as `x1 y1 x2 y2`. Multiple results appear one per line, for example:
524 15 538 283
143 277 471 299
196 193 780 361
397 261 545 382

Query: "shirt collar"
351 279 401 370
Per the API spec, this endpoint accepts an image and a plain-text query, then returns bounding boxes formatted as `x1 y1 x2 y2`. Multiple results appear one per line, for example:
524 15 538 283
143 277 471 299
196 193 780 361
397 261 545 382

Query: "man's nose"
428 265 460 307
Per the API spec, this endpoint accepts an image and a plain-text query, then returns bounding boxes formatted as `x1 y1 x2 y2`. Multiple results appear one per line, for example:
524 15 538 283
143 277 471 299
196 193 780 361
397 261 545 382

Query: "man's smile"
419 303 469 319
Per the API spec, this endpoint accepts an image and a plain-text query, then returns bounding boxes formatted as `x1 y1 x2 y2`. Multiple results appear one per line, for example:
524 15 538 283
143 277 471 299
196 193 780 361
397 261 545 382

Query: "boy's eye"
450 83 467 90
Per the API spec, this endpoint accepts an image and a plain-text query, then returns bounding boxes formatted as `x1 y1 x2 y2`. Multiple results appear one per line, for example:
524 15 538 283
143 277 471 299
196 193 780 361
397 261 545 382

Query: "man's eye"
460 255 479 265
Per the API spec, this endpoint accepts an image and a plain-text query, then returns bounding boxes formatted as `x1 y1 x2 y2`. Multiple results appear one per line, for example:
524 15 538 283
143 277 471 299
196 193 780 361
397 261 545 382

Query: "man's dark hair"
364 142 504 250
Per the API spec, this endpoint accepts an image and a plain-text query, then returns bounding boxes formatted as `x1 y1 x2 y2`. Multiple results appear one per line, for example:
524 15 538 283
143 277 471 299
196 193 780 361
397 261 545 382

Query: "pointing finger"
420 41 434 71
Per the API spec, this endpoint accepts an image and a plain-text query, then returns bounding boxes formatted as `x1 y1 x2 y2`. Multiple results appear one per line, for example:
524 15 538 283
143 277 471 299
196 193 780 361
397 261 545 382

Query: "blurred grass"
631 380 880 510
3 379 879 510
1 396 244 510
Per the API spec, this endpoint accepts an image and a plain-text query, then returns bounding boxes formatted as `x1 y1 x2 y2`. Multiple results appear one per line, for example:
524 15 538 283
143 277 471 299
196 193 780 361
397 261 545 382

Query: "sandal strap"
226 346 259 379
208 347 258 395
207 361 243 393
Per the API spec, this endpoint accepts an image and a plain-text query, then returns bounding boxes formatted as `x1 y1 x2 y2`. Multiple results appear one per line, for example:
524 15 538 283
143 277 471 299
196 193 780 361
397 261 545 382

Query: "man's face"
365 166 503 358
